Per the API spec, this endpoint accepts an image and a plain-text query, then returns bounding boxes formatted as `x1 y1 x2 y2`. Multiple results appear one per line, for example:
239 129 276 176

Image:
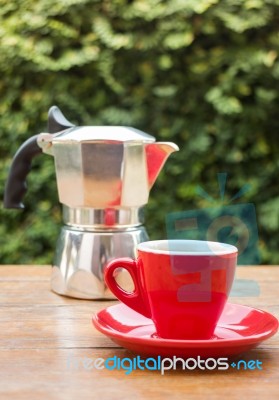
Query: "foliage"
0 0 279 264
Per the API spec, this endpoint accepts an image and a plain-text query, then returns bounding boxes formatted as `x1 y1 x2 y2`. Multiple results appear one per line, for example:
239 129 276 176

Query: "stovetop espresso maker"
4 106 178 299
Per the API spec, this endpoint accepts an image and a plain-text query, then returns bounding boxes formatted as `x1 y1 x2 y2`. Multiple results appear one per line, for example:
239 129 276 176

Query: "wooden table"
0 265 278 400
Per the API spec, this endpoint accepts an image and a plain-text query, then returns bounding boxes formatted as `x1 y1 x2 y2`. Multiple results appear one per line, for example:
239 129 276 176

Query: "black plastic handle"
4 135 42 209
3 106 75 209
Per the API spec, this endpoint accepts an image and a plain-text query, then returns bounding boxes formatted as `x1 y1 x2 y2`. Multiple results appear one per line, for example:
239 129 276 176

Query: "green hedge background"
0 0 278 264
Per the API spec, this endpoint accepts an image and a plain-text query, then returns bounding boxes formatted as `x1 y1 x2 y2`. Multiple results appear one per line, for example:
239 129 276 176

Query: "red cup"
104 240 237 340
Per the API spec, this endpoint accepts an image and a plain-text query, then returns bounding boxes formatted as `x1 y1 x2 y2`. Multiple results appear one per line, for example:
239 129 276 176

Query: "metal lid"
51 126 155 143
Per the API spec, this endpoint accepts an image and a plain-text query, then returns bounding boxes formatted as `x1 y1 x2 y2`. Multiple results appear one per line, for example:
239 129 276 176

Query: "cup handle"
104 258 152 319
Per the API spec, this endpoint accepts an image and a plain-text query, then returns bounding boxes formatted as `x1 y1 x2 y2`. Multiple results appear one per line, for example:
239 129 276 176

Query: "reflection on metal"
63 206 145 230
37 127 178 209
51 222 148 299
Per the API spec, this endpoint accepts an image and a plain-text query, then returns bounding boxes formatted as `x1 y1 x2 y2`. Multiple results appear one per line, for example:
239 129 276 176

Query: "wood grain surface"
0 265 278 400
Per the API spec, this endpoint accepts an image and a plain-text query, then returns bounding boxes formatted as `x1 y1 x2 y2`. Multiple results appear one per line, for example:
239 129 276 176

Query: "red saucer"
92 303 278 358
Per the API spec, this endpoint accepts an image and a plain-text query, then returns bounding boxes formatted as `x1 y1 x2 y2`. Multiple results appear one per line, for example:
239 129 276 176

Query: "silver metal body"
38 127 178 209
36 125 178 299
51 206 148 299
